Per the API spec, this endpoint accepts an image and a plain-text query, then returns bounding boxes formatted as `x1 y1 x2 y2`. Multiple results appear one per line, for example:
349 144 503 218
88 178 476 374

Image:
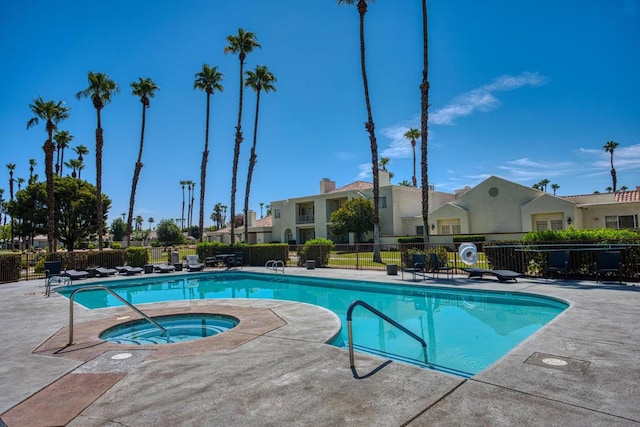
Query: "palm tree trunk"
126 102 147 246
420 0 431 243
96 112 104 251
412 141 417 187
244 88 261 242
356 1 382 263
610 153 617 192
44 137 55 252
231 54 246 245
199 93 211 243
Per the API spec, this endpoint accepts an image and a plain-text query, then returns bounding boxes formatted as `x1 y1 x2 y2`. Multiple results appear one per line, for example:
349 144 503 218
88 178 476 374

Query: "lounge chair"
44 261 63 278
461 267 523 282
185 255 204 272
95 267 118 277
430 253 453 280
226 253 244 268
595 251 623 285
154 264 176 273
115 266 144 275
545 250 570 281
401 254 426 281
63 269 89 280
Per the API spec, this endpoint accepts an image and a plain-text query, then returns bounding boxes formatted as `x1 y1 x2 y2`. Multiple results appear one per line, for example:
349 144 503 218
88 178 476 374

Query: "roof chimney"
320 178 336 194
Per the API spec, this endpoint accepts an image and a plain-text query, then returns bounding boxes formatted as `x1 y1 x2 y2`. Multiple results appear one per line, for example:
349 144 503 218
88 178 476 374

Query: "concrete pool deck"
0 267 638 426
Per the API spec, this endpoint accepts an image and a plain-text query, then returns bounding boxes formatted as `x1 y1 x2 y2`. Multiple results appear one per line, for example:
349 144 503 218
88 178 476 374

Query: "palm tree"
26 97 70 252
135 215 144 231
76 71 120 250
126 77 159 246
16 177 25 191
403 128 420 187
6 164 15 201
28 158 37 185
605 186 613 193
73 145 89 179
338 0 382 262
148 217 155 230
224 28 261 245
53 130 73 177
399 179 412 186
620 185 629 191
379 157 390 171
188 180 196 231
243 65 277 240
603 140 619 192
65 159 82 178
179 180 187 230
194 64 224 242
259 202 264 218
540 178 550 192
551 183 560 195
420 0 431 243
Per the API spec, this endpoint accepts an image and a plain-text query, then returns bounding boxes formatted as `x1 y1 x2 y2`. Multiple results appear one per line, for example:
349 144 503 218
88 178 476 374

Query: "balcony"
296 214 315 224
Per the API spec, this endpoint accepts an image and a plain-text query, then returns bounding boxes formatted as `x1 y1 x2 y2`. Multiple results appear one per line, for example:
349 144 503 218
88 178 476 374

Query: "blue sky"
2 0 639 228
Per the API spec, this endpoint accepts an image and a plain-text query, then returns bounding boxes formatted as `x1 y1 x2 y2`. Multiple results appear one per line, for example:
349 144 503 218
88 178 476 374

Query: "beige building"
270 171 454 244
205 211 273 244
406 176 639 240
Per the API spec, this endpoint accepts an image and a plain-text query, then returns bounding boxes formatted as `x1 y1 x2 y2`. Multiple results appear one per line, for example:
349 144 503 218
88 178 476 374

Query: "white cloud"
356 162 372 180
431 72 547 125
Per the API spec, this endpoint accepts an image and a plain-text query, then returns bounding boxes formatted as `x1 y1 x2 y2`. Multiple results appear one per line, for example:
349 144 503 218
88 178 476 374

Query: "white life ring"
459 243 478 265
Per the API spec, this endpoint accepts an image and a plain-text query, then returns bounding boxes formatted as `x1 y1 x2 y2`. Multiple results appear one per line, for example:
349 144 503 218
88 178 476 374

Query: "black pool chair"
545 250 570 281
595 251 623 285
401 253 426 281
63 269 89 280
185 255 204 272
430 253 453 280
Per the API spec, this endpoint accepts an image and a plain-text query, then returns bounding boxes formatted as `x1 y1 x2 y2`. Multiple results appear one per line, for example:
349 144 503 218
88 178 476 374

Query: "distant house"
206 211 273 245
270 171 454 244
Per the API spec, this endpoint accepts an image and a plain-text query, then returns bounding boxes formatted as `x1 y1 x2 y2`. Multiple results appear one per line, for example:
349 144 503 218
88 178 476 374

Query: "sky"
1 0 639 229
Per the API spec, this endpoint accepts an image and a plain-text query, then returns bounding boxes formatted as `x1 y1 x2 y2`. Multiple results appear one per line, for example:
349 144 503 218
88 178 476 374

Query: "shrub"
111 242 122 249
297 238 333 267
126 247 149 267
0 253 21 282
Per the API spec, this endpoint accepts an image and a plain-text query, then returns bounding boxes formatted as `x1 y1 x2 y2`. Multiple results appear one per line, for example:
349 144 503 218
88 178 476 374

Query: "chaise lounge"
115 266 144 275
63 269 89 280
461 267 523 282
154 264 176 273
95 267 118 277
185 255 204 272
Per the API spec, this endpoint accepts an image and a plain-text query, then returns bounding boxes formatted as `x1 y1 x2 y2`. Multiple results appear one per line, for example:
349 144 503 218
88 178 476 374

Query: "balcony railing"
296 215 315 224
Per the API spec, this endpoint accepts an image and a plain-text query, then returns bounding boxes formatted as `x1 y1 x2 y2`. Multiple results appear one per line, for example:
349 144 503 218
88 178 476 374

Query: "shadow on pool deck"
1 268 639 426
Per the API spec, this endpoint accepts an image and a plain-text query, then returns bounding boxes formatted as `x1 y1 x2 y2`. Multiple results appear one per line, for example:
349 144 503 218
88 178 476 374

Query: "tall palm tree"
73 144 89 179
188 180 196 231
16 177 25 191
65 159 82 178
76 71 120 251
179 180 187 230
243 65 276 240
379 157 390 171
540 178 550 192
224 28 261 245
194 64 224 242
126 77 159 246
53 130 73 177
6 164 15 201
148 217 154 230
338 0 382 262
404 128 420 187
603 140 619 192
551 183 560 195
28 158 37 185
26 97 70 252
420 0 431 243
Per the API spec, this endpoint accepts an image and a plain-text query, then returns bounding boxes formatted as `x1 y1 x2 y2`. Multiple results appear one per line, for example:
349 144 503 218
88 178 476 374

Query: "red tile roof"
330 181 373 193
615 190 640 202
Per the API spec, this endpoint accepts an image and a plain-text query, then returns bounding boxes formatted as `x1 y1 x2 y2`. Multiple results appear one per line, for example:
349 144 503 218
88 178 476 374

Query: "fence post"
356 244 359 270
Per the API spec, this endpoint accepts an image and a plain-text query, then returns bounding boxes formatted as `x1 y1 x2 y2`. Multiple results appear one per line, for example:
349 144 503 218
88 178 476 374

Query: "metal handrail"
68 285 169 345
346 300 428 372
265 260 285 274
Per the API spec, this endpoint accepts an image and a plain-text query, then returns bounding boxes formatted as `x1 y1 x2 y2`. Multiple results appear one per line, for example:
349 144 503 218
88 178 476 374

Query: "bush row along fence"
2 240 638 283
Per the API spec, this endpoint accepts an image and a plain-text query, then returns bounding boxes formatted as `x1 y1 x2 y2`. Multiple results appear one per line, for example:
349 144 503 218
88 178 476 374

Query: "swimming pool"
60 271 567 377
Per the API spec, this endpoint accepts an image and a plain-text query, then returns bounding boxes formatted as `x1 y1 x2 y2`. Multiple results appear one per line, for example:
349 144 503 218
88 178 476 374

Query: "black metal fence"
2 240 638 283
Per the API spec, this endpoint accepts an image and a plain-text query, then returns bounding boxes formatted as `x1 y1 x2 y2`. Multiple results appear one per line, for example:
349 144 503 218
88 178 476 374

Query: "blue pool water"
99 313 239 345
59 272 567 377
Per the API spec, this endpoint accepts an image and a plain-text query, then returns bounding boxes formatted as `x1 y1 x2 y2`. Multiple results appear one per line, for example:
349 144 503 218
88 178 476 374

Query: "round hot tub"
100 313 239 345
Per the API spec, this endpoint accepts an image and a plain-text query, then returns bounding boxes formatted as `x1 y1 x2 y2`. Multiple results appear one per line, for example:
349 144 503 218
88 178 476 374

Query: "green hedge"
125 247 149 267
0 253 22 282
297 238 334 267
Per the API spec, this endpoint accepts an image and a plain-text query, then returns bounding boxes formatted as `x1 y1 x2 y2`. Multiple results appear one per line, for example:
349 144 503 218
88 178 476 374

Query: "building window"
378 197 387 209
536 220 548 231
441 225 451 234
605 214 638 229
274 208 281 219
416 225 424 235
451 224 461 234
550 219 564 230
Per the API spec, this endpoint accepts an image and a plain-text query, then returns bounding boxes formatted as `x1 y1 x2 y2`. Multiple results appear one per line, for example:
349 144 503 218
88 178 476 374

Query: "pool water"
60 272 567 377
99 313 239 345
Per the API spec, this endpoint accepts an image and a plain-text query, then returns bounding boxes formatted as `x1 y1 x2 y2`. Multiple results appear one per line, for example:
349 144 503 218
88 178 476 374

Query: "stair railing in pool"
346 300 429 377
68 285 170 345
265 260 285 274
